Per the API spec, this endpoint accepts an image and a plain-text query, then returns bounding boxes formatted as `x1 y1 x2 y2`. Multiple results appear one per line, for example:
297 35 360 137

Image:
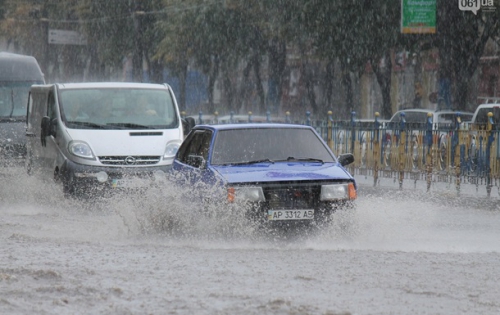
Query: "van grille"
98 156 161 166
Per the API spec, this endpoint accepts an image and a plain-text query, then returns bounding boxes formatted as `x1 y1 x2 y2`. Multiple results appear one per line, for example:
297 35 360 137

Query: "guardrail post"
398 112 406 190
306 111 311 126
248 111 253 123
373 112 380 187
230 111 234 123
350 111 356 154
327 111 333 150
198 111 203 124
214 111 219 124
425 112 433 192
453 112 461 196
486 112 494 197
285 111 291 123
266 110 271 122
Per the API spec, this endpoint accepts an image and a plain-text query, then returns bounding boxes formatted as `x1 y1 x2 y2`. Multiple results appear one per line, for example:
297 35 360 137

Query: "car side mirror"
338 153 354 167
182 117 196 136
187 154 206 168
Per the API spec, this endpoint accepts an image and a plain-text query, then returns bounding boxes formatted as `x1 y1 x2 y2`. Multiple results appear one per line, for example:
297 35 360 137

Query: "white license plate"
111 178 149 189
267 210 314 221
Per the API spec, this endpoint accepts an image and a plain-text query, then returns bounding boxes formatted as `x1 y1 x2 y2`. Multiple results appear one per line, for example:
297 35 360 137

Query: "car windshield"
0 82 39 119
210 127 335 165
59 88 179 130
474 107 500 124
391 111 429 123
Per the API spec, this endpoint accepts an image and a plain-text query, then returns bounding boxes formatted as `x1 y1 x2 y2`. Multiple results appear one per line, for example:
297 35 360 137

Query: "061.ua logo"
458 0 495 15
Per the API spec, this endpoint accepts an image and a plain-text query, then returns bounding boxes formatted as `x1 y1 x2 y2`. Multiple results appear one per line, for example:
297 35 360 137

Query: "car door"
26 89 49 175
174 129 213 185
39 88 60 178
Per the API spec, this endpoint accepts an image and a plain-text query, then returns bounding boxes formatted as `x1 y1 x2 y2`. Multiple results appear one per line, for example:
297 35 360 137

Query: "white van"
26 82 187 197
0 52 44 166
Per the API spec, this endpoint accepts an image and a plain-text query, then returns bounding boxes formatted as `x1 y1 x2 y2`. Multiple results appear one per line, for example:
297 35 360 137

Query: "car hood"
211 162 353 184
65 128 181 156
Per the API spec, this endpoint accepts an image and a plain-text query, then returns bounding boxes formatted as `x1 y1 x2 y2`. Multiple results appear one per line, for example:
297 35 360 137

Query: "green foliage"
1 0 498 113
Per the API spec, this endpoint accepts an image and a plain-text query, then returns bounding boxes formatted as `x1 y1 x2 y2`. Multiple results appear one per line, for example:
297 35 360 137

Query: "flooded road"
1 167 500 315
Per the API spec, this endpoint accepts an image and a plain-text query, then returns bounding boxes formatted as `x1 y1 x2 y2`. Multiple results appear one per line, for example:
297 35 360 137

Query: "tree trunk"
371 51 393 119
179 63 187 113
340 58 353 118
207 56 219 114
322 59 335 113
267 38 286 114
253 55 266 114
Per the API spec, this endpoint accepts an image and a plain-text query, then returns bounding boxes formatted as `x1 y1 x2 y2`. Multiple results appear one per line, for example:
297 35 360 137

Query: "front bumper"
59 158 172 196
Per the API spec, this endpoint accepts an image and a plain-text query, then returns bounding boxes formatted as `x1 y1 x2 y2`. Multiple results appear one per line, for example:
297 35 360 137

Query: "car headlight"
164 140 181 159
68 141 95 160
320 183 357 201
228 186 265 202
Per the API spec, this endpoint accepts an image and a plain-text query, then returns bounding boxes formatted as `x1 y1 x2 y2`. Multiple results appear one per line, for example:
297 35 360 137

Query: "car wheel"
60 172 77 199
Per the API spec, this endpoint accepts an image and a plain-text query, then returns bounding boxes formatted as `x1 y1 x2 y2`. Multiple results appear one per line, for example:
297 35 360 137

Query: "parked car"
170 123 357 230
470 103 500 128
26 82 185 198
468 102 500 171
384 109 473 170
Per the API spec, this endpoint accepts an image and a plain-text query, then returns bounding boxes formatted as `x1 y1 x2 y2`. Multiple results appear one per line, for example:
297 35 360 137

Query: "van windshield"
59 88 179 130
0 82 39 120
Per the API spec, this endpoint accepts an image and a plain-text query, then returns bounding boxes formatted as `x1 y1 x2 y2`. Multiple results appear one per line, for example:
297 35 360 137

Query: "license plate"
267 210 314 221
111 178 149 189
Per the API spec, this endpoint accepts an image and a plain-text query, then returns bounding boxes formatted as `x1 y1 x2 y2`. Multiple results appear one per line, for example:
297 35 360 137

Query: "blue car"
171 123 357 228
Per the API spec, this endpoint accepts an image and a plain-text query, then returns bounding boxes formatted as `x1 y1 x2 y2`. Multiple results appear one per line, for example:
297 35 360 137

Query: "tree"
434 0 500 111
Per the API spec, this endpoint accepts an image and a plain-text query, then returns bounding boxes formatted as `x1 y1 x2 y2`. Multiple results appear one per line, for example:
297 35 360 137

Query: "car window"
475 107 500 124
177 130 212 167
390 111 428 123
211 128 335 165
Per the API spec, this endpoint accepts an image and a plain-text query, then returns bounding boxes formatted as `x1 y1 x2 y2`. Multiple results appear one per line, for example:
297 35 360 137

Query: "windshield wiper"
223 158 275 166
277 156 324 164
107 123 154 129
66 121 110 129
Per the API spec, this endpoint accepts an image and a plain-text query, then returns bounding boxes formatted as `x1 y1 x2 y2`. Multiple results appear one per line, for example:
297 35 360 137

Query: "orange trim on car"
348 183 357 200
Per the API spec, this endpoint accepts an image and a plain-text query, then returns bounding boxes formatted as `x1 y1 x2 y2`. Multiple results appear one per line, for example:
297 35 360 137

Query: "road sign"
48 29 87 45
401 0 436 34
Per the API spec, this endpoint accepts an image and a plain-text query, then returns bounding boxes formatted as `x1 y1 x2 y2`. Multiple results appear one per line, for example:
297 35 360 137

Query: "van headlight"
320 183 357 201
164 140 181 159
68 141 95 160
227 187 265 202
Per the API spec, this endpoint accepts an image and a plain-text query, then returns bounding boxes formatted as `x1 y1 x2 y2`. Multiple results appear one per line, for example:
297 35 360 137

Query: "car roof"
394 109 472 114
391 109 473 118
54 82 171 90
192 123 312 131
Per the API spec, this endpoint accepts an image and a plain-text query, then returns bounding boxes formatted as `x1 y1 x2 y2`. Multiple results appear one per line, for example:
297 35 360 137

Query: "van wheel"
59 172 76 198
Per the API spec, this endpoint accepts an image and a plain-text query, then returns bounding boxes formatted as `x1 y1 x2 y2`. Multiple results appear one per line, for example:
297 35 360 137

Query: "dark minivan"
0 52 44 166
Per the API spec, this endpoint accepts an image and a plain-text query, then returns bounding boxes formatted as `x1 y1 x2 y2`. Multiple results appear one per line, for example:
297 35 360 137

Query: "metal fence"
183 110 500 197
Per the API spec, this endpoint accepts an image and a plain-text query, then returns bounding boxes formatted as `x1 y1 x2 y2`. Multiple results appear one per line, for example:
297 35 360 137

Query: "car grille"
98 156 161 166
263 183 321 210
